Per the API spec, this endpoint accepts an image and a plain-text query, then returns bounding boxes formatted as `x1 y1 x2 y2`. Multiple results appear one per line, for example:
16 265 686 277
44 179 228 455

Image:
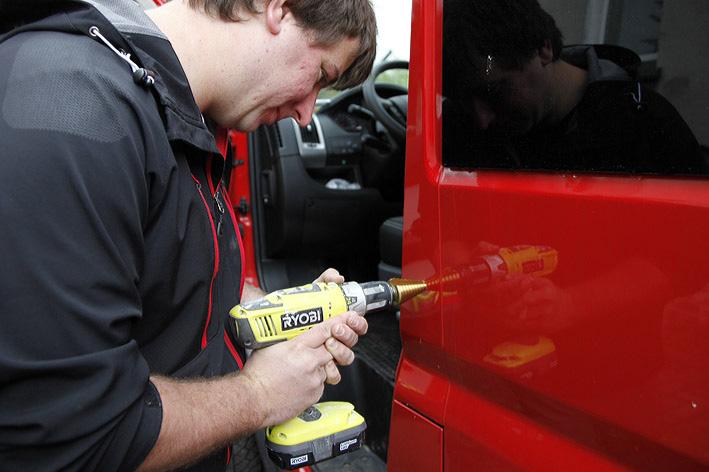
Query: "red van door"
390 0 709 470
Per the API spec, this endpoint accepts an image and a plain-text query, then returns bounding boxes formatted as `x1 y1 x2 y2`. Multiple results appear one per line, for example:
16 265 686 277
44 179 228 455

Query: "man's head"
443 0 563 134
188 0 376 90
187 0 377 130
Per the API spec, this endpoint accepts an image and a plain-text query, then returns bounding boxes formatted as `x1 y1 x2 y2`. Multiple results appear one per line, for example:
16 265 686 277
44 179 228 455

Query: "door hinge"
237 197 249 215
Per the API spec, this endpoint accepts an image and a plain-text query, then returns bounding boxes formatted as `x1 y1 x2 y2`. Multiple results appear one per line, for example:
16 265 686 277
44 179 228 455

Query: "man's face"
227 25 359 132
467 50 552 136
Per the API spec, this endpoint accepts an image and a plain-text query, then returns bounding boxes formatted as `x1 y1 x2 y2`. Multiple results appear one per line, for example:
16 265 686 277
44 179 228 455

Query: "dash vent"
300 122 320 144
273 123 284 148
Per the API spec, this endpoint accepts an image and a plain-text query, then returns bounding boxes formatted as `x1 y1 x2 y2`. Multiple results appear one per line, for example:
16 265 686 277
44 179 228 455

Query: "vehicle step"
312 445 386 472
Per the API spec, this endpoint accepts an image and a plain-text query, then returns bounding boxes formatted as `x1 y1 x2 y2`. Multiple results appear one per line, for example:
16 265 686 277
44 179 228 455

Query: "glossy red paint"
394 355 449 425
389 0 446 466
388 400 443 471
227 130 260 288
444 384 628 471
437 172 709 469
392 0 709 469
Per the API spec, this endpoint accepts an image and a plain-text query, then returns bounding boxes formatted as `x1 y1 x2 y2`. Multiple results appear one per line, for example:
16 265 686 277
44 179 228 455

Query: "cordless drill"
229 278 426 469
231 278 426 349
437 245 558 287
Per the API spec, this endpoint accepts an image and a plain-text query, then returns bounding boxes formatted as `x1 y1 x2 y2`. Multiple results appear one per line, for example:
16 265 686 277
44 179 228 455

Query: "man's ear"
539 39 554 66
265 0 288 35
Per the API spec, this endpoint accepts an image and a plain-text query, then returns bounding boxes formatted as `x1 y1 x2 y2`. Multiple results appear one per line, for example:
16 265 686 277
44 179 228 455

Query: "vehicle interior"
248 60 410 467
249 62 408 292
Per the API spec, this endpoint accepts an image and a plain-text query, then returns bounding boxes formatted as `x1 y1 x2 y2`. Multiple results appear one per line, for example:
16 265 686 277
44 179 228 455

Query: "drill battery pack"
266 402 366 470
483 335 558 380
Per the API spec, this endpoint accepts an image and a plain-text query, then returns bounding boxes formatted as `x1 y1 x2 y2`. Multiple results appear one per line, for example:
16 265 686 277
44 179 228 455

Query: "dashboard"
251 83 407 283
273 84 406 189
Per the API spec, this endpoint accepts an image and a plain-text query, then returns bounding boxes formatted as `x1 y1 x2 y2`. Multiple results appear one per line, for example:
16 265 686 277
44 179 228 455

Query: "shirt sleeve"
0 32 162 471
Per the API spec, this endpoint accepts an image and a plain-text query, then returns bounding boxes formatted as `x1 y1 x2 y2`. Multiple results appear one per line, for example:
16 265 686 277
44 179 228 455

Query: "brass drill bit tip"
389 278 428 305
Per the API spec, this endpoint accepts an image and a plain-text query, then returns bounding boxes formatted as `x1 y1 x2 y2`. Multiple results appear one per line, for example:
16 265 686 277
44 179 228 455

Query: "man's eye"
318 68 329 87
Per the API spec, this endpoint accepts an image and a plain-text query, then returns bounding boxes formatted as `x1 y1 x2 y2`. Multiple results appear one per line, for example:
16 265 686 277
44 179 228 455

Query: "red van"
220 0 709 469
387 1 709 470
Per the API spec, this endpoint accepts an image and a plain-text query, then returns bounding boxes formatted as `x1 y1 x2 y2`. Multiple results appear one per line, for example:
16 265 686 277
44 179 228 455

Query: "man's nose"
292 89 319 127
472 97 495 130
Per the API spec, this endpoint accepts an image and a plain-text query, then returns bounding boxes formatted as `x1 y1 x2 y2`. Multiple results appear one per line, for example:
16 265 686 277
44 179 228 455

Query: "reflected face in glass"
467 49 553 136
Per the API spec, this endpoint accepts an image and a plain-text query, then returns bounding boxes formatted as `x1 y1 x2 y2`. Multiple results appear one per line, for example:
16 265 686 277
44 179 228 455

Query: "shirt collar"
82 0 220 154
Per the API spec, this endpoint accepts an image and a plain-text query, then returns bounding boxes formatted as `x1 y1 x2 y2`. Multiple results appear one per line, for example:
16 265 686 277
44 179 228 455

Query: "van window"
442 0 709 175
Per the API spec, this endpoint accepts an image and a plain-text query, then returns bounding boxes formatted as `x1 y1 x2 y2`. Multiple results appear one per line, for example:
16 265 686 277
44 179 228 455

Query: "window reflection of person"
443 0 707 175
454 243 671 336
461 242 672 393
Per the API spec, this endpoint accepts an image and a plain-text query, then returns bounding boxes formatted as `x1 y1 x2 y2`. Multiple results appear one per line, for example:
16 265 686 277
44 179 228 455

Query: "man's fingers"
299 318 340 348
299 313 361 348
299 341 334 368
344 312 367 335
324 360 341 385
331 322 356 348
313 268 345 284
325 337 355 366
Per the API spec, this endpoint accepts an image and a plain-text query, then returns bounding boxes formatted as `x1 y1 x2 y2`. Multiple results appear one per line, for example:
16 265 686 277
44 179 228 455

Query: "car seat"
378 216 403 280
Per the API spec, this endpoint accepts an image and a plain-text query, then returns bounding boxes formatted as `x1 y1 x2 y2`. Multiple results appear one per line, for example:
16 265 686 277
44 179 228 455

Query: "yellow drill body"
230 279 424 350
231 282 353 349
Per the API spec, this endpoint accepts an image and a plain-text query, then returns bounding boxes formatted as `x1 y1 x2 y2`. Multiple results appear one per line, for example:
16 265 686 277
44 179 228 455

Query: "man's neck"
146 2 206 108
546 60 588 126
145 2 260 115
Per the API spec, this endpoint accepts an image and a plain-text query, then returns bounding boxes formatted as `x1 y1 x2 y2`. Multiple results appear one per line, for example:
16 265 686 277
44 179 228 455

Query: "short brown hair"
188 0 377 90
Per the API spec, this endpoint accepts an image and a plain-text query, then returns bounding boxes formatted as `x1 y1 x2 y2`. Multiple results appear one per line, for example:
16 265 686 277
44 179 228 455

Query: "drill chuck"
357 281 396 313
354 279 429 312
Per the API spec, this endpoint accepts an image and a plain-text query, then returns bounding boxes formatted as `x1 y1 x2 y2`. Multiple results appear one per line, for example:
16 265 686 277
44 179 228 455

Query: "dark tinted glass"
442 0 709 175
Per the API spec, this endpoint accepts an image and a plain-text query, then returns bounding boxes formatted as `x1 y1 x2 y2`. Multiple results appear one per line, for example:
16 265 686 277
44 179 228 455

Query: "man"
442 0 705 175
0 0 376 470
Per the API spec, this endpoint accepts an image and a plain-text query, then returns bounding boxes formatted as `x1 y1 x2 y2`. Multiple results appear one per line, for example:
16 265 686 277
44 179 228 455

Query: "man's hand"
241 268 343 303
313 267 345 284
241 281 266 302
238 312 367 428
140 269 365 471
500 275 575 333
141 312 367 471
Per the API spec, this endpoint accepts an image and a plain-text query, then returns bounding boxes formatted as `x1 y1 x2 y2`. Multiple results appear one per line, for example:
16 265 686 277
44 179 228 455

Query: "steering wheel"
362 60 409 142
